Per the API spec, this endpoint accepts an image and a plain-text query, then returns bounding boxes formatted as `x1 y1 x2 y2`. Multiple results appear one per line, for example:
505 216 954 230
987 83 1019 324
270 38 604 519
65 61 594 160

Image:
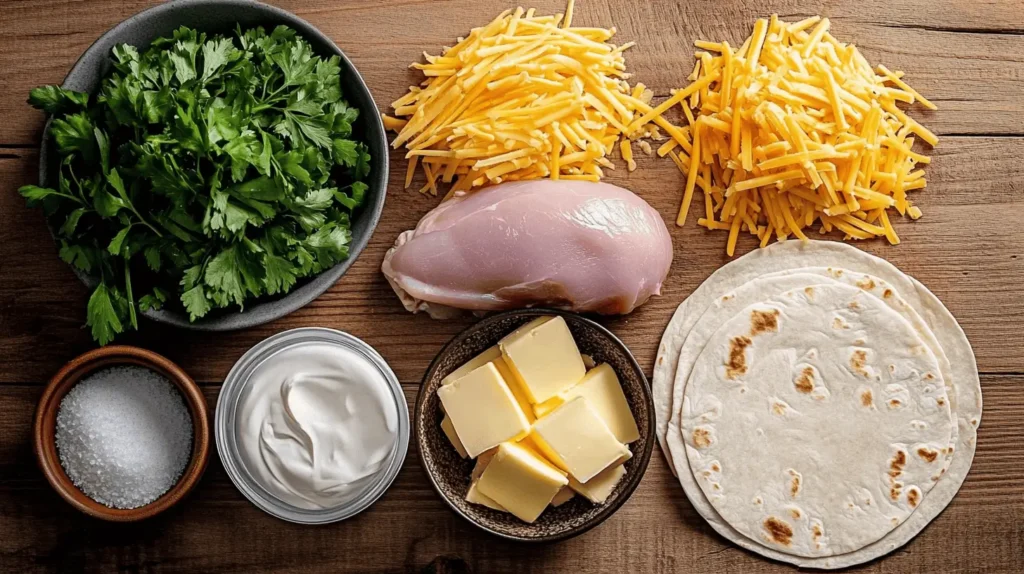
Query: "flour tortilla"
656 241 981 569
682 283 953 557
666 268 959 478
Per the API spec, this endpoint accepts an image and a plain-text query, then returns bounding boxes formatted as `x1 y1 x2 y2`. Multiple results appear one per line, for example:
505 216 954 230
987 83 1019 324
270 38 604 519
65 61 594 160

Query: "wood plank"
2 137 1023 384
1 0 1023 145
0 376 1021 573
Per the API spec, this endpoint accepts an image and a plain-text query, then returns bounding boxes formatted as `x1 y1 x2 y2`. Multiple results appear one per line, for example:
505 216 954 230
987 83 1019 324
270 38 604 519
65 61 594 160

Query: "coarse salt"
55 365 193 509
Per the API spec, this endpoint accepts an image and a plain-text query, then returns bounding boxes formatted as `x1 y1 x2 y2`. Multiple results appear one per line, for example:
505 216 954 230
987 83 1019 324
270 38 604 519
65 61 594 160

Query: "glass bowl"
216 327 409 524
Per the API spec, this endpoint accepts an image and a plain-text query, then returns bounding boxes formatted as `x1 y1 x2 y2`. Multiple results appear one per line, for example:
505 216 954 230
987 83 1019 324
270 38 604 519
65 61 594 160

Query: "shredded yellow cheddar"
651 16 937 255
383 3 677 196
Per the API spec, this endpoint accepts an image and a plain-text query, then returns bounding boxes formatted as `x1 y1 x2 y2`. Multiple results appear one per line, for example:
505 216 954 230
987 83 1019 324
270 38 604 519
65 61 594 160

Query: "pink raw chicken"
381 180 673 317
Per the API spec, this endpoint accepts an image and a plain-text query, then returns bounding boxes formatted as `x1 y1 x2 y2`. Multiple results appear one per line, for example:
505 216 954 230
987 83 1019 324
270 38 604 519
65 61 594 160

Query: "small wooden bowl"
33 346 210 521
416 309 655 543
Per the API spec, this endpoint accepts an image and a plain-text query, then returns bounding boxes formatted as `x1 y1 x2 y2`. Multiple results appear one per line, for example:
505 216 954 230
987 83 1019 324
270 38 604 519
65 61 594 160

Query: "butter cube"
477 442 568 523
467 482 507 512
467 450 506 512
500 316 586 403
444 346 535 423
440 415 468 458
569 463 627 504
437 363 531 457
530 397 629 483
534 364 639 443
442 346 502 386
551 486 576 507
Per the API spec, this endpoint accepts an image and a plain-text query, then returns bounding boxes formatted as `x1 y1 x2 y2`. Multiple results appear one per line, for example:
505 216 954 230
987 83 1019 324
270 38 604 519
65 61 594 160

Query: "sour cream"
235 342 400 510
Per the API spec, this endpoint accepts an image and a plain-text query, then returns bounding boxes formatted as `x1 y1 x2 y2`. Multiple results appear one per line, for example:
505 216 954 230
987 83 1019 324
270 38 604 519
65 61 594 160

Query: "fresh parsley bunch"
19 25 371 344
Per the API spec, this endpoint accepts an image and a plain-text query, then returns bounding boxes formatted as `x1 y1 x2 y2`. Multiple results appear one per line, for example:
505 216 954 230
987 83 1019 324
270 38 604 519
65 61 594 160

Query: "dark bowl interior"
38 0 388 331
416 309 655 543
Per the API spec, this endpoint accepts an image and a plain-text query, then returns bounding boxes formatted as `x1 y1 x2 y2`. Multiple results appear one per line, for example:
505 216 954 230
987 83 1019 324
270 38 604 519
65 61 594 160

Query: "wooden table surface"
2 0 1023 572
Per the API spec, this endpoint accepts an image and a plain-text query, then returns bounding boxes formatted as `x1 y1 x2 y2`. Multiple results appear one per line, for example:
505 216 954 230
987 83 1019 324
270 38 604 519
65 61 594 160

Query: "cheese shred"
665 16 937 254
383 2 676 195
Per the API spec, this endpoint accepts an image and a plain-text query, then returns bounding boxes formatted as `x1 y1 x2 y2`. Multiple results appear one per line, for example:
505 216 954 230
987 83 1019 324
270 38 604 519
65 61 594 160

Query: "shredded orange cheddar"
656 16 937 254
384 2 682 195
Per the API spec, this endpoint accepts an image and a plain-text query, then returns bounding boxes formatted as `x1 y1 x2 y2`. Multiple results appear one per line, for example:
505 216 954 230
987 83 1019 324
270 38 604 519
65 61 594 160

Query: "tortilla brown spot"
889 398 902 409
692 427 712 449
805 286 814 296
925 372 935 381
790 508 802 519
711 462 720 472
861 389 873 407
750 309 780 335
764 517 794 546
658 356 664 365
848 300 860 310
850 349 869 376
937 397 946 406
907 487 920 508
857 277 876 290
832 317 849 330
726 336 752 379
883 288 893 299
788 469 802 497
794 367 815 394
917 448 938 463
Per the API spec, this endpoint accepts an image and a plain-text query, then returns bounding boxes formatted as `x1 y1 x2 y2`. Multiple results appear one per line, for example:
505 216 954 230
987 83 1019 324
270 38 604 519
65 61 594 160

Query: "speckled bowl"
36 0 388 331
416 309 654 543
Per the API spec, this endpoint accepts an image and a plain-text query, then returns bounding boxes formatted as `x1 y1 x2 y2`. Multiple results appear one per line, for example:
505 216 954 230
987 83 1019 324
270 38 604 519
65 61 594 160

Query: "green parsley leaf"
86 283 125 346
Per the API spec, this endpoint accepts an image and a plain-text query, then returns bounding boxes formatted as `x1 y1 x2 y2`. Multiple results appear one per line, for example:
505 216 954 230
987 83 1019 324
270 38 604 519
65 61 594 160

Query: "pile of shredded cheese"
639 16 937 255
382 1 680 198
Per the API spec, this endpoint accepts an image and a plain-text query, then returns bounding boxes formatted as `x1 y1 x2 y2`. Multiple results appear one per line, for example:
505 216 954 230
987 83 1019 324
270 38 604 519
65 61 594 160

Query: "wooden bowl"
416 309 655 543
33 346 210 521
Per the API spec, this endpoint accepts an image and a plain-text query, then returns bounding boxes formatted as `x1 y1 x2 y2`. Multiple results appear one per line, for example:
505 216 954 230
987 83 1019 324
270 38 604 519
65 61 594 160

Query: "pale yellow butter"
534 364 639 443
437 363 530 458
569 463 627 504
551 486 576 507
466 450 506 511
476 442 568 524
442 346 502 386
444 346 535 423
499 316 586 403
440 415 468 458
466 482 507 511
530 396 629 483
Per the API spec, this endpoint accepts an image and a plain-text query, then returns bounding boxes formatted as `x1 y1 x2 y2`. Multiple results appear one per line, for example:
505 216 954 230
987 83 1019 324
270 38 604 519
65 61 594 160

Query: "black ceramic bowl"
37 0 388 331
416 309 655 543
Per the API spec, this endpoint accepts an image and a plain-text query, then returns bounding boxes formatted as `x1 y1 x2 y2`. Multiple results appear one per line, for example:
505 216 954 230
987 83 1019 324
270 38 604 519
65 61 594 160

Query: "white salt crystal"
55 365 193 509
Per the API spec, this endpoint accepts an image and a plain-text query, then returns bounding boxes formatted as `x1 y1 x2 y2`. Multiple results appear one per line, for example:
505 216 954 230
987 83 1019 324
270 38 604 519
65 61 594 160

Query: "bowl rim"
38 0 389 332
33 346 211 521
415 309 656 543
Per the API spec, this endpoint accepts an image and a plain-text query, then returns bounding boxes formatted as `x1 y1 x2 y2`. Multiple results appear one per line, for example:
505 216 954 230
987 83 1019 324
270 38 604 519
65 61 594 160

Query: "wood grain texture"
0 0 1022 572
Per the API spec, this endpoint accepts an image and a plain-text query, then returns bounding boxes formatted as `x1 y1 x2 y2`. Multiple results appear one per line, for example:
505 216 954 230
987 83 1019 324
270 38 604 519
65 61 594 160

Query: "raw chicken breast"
381 180 673 317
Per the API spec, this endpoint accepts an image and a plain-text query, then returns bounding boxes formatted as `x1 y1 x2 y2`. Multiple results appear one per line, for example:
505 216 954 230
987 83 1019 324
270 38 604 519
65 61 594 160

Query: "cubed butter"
437 363 530 458
534 364 639 443
444 346 535 423
569 463 627 504
466 482 507 512
476 442 568 524
442 346 502 386
440 415 468 458
499 316 586 403
551 486 576 507
530 397 629 483
466 450 506 511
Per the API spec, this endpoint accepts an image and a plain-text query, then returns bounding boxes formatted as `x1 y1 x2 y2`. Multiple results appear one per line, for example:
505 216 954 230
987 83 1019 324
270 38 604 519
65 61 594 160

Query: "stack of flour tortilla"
653 241 982 568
